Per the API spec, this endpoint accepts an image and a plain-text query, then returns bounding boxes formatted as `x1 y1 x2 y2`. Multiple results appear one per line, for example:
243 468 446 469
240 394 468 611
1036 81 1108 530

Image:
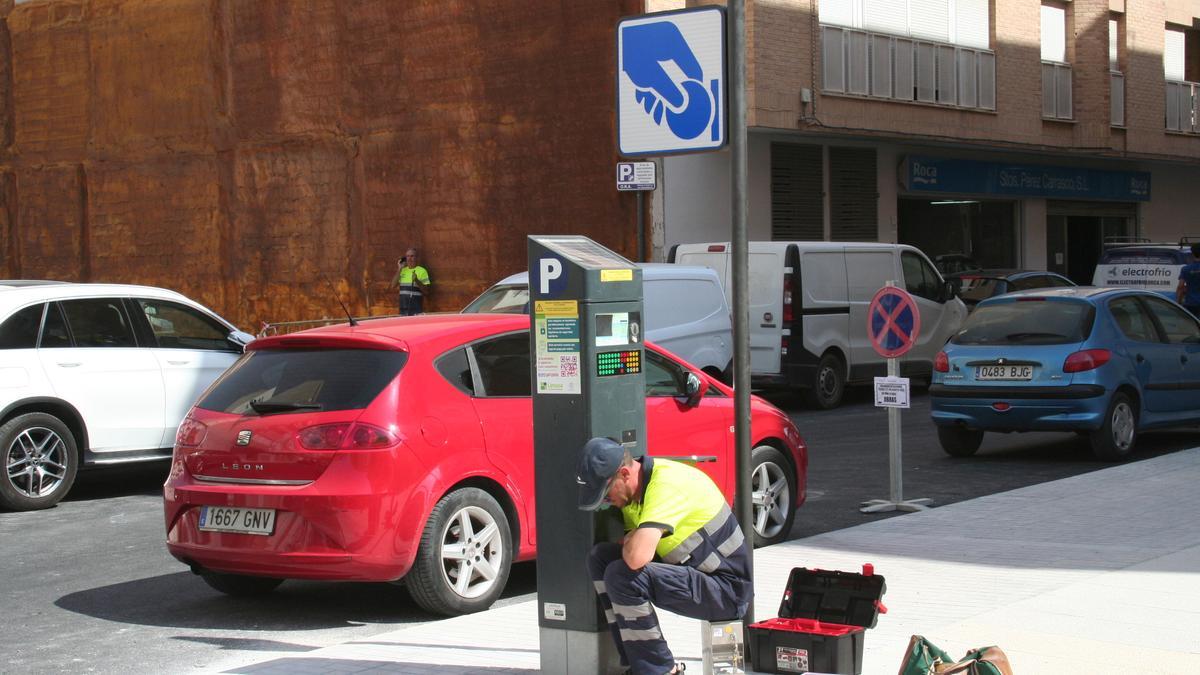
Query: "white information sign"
534 300 581 395
873 376 910 409
617 162 657 191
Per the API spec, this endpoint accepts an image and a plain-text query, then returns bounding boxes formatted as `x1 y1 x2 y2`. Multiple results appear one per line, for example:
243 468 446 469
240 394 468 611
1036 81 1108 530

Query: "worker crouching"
578 437 753 675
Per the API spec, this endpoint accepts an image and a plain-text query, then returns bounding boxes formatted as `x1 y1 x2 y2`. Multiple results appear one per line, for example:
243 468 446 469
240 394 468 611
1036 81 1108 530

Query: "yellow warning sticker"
534 300 578 318
600 269 633 282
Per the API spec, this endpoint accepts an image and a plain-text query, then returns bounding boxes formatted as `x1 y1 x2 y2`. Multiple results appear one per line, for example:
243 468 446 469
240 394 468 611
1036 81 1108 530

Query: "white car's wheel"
0 413 78 511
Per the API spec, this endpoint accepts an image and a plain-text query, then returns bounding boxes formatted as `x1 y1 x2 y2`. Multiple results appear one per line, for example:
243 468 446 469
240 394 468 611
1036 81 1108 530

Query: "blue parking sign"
617 7 726 156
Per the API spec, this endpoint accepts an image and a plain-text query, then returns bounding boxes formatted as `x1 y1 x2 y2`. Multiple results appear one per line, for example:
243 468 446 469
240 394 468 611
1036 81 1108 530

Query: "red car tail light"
992 402 1011 411
1063 349 1111 373
297 423 399 450
175 417 208 447
934 351 949 372
707 244 726 252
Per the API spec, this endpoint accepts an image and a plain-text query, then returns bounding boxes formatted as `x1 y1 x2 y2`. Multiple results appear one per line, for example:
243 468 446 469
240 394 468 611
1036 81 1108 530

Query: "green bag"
897 636 1014 675
898 635 956 675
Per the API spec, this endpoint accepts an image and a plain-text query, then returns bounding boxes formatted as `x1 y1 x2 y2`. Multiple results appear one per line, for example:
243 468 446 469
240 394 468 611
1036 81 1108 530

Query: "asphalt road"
3 389 1198 674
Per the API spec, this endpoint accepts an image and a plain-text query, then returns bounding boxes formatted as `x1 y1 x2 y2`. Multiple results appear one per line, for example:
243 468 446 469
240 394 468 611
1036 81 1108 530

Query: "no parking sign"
867 286 921 358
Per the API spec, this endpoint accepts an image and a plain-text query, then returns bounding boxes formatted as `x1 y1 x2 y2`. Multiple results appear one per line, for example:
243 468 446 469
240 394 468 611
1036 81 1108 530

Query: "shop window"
898 199 1017 270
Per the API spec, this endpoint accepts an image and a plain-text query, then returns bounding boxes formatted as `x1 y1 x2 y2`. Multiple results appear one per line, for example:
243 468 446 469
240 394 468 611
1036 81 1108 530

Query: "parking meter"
528 235 645 673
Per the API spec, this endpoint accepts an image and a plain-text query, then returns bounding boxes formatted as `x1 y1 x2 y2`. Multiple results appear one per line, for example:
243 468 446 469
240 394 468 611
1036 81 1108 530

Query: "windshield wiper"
1005 332 1069 342
248 399 323 415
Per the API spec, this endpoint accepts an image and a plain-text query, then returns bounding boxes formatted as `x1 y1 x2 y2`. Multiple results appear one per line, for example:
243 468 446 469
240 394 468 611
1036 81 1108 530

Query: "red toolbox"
747 564 887 674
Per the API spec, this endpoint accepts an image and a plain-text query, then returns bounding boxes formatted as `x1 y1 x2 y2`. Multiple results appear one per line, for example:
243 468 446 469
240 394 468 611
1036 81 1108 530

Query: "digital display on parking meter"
596 350 641 376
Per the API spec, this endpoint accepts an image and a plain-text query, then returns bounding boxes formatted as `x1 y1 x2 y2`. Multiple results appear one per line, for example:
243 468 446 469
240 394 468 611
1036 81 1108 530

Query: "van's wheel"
0 412 79 511
1090 392 1137 461
802 353 845 410
938 426 984 457
408 487 513 616
200 571 284 596
751 445 796 547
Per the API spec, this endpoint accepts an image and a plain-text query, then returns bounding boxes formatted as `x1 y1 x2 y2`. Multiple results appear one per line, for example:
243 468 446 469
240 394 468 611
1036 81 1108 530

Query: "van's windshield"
462 285 530 314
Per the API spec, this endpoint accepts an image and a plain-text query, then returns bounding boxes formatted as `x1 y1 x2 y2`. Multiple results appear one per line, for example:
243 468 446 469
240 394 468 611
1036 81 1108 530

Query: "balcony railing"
1041 61 1073 120
1110 71 1124 127
821 25 995 111
1166 79 1200 133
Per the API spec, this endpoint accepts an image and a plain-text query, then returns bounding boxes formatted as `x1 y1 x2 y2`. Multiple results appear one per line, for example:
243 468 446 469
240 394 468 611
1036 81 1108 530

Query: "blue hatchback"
930 287 1200 460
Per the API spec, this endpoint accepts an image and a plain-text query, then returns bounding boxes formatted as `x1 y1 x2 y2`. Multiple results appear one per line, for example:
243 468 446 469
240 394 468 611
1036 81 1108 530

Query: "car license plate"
198 506 276 535
976 364 1033 381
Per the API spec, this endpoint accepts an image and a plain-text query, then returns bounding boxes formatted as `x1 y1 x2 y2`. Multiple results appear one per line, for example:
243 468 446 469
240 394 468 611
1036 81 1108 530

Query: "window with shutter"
871 35 892 97
847 31 870 95
894 39 915 101
1165 29 1186 81
823 26 846 93
829 148 878 242
1041 5 1066 63
771 144 824 242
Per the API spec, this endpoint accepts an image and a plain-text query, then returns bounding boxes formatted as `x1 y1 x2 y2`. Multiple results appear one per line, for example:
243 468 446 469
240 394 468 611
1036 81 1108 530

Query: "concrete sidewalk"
212 447 1200 675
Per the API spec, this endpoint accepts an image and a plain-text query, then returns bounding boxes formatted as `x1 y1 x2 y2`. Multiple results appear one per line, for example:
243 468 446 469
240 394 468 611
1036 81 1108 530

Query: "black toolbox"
747 564 887 674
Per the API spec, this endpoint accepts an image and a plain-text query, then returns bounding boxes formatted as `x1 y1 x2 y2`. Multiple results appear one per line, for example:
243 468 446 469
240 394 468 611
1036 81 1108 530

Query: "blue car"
930 287 1200 461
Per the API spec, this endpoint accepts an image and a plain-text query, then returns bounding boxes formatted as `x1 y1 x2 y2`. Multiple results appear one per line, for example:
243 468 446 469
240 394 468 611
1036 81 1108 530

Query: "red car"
163 314 807 615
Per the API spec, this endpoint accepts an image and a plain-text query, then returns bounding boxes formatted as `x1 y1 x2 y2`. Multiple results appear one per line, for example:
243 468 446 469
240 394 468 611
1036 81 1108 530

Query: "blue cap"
577 437 626 511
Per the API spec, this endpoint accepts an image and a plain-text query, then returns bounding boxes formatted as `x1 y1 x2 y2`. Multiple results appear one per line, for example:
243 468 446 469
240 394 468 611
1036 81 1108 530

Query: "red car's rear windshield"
197 348 408 415
952 300 1095 346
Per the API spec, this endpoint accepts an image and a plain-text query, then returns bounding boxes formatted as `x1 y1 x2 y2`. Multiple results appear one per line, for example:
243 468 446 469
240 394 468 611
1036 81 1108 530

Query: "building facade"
655 0 1200 284
0 0 641 329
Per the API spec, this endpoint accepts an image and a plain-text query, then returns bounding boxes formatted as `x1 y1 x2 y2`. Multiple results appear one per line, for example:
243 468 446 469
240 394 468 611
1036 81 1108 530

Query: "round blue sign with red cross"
867 286 921 358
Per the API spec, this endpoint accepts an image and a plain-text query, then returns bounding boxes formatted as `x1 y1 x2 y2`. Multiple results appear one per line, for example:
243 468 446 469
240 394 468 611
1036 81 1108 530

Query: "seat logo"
236 430 252 446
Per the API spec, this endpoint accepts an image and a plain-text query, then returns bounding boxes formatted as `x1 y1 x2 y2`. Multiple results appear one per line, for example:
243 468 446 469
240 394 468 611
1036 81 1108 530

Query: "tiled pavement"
210 447 1200 674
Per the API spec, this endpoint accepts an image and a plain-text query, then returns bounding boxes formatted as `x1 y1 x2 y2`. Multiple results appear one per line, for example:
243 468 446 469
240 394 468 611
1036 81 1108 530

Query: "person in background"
393 248 431 316
578 437 752 675
1175 243 1200 318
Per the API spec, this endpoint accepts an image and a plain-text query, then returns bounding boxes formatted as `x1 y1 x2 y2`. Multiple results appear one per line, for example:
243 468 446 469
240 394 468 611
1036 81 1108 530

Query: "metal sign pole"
729 0 753 626
637 191 645 262
861 281 932 514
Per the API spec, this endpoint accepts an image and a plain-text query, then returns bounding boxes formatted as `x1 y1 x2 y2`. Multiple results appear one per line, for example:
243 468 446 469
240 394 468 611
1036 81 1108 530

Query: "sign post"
617 162 657 261
861 282 933 514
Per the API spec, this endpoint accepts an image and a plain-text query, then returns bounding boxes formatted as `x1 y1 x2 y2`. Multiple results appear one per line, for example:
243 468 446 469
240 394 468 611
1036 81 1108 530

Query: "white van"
670 242 967 408
463 263 733 380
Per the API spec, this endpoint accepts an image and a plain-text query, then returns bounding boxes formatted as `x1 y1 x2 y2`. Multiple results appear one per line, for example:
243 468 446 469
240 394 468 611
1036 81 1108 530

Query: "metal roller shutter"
771 143 824 241
829 147 878 242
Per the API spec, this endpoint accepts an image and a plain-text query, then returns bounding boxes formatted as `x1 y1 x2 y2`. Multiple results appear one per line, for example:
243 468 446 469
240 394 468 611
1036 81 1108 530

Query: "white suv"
0 282 252 511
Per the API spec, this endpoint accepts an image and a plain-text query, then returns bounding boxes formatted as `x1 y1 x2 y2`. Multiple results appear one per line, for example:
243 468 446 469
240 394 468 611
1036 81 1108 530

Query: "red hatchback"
163 314 807 615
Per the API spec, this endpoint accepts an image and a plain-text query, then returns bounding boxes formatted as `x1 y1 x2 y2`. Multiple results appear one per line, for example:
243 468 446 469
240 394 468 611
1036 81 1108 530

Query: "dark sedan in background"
948 269 1076 309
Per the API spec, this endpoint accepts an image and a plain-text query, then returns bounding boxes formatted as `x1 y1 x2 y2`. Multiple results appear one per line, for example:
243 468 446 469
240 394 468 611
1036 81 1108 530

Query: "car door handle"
1182 355 1190 364
56 362 82 368
166 360 191 365
1135 354 1144 363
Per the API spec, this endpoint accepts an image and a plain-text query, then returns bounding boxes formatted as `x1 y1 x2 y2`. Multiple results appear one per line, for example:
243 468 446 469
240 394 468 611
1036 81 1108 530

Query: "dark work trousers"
398 293 423 316
587 542 746 675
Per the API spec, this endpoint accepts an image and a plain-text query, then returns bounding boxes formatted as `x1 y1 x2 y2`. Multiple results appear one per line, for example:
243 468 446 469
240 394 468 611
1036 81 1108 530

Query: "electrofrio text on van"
462 263 733 381
1090 240 1196 297
669 242 967 408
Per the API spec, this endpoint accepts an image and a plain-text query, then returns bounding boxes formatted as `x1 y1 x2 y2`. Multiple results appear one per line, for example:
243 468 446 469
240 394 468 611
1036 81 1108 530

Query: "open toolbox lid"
776 563 887 628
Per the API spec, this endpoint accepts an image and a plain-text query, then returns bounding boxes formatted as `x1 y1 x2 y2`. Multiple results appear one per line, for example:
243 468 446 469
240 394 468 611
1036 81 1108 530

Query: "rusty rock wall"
0 0 642 330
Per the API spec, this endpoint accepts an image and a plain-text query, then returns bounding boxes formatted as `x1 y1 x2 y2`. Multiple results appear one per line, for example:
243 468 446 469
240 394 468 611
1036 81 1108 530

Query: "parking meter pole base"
858 498 933 513
539 627 621 675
